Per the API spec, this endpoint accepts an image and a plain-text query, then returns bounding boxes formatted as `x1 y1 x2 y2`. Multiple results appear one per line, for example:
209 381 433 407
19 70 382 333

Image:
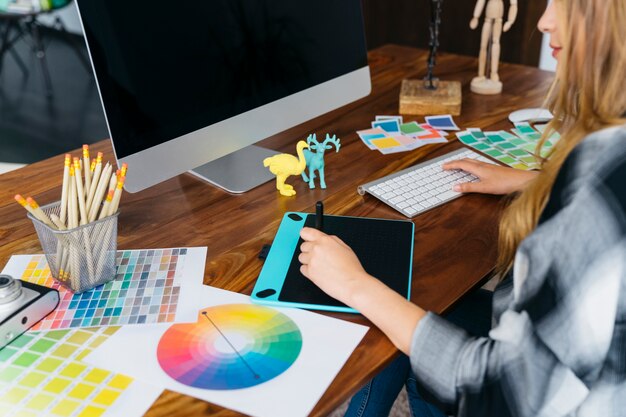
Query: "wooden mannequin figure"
470 0 518 95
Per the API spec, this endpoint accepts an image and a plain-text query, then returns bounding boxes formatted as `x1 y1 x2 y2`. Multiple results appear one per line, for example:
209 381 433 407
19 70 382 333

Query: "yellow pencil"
73 158 89 225
108 176 126 216
14 195 44 224
59 154 71 224
83 145 91 194
109 169 119 193
120 162 128 178
25 197 55 228
86 152 103 213
87 163 112 222
68 165 78 229
98 189 115 220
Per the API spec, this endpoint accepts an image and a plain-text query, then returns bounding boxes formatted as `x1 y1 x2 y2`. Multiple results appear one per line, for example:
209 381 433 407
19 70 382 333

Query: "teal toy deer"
301 134 341 189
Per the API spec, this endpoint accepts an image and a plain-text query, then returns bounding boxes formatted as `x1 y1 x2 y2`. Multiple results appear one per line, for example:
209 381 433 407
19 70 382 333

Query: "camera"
0 274 59 350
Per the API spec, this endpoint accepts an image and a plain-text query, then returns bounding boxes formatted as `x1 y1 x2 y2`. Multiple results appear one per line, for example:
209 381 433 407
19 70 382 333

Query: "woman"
299 1 626 416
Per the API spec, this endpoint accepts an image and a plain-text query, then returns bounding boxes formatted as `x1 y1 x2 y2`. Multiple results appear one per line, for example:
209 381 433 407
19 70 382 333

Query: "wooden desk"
0 45 553 416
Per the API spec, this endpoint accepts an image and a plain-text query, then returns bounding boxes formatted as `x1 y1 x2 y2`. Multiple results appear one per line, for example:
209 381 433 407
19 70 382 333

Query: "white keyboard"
357 148 497 218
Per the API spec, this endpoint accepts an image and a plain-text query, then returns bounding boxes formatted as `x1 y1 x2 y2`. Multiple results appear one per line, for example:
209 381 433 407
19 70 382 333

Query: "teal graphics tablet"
251 212 414 313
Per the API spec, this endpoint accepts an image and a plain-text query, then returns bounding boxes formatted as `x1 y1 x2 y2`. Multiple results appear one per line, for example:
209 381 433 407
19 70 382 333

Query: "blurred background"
0 0 553 174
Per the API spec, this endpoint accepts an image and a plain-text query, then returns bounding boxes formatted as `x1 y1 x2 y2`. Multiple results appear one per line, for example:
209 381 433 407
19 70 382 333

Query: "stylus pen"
316 201 324 231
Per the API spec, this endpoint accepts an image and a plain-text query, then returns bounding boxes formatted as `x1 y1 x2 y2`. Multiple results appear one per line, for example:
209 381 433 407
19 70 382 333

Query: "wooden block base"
399 79 462 116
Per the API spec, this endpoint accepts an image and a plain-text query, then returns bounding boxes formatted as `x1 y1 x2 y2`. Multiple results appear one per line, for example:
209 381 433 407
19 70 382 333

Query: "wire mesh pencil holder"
28 201 119 293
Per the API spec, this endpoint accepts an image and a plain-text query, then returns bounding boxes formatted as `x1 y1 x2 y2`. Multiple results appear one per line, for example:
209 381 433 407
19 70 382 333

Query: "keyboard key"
437 190 461 201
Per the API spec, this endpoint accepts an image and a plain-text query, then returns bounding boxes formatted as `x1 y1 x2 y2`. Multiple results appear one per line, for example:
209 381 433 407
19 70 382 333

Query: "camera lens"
0 275 22 306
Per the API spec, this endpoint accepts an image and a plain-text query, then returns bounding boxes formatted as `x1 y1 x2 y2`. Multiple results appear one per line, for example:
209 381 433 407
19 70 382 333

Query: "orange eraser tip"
97 152 103 159
82 144 89 150
26 197 38 208
65 153 71 159
116 169 121 176
117 178 126 188
106 190 115 201
14 194 27 206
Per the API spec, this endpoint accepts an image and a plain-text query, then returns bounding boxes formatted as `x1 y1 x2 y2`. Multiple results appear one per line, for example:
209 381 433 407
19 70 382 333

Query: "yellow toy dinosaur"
263 140 309 197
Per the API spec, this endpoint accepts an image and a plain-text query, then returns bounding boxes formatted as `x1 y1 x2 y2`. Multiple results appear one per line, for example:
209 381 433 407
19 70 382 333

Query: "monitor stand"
188 145 281 194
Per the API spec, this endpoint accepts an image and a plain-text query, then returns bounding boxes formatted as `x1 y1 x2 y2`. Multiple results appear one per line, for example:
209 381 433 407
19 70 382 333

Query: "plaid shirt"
411 125 626 417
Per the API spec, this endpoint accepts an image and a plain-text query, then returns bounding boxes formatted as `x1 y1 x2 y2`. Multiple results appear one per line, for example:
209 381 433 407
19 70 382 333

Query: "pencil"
98 189 115 220
68 165 78 229
83 145 91 194
59 154 71 224
120 162 128 178
73 158 88 225
109 169 119 193
50 213 67 230
14 195 47 225
26 197 55 228
107 175 126 216
86 152 103 213
87 164 112 222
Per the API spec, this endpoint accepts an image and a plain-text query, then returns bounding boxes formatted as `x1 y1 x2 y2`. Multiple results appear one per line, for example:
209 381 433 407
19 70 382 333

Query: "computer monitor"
75 0 371 193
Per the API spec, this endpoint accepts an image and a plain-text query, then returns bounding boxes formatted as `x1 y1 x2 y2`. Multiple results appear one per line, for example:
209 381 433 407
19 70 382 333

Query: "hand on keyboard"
443 159 539 195
359 148 499 218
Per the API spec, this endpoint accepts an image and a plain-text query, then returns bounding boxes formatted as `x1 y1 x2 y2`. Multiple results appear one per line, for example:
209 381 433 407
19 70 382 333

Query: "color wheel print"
157 304 303 390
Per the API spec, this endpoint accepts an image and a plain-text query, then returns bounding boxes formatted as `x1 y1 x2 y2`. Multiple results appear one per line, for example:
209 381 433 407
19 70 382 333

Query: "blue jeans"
345 289 493 417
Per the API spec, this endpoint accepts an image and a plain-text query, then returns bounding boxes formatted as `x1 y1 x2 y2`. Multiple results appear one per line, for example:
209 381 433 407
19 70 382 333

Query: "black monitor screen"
77 0 368 158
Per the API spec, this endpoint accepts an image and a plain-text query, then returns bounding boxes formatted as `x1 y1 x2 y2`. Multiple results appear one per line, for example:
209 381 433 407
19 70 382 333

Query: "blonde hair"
497 0 626 275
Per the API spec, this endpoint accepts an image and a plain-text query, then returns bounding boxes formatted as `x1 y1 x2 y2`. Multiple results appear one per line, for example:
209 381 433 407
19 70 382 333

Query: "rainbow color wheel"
157 304 303 390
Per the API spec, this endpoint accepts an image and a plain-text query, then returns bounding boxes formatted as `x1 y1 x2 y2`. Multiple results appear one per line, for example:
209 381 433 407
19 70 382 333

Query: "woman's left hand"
299 227 374 306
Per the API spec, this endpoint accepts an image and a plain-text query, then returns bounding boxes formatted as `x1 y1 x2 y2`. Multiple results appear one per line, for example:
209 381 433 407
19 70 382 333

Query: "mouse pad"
251 212 414 313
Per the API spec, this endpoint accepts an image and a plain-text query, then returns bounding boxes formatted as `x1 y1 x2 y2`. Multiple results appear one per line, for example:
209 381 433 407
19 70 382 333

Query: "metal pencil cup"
28 201 119 293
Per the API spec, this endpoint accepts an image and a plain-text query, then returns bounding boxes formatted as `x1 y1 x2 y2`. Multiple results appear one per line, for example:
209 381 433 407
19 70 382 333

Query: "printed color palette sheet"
0 327 161 417
85 286 369 417
1 247 207 331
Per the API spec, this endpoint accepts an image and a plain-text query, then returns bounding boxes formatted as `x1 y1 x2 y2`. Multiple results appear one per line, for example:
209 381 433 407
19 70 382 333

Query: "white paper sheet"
84 286 369 417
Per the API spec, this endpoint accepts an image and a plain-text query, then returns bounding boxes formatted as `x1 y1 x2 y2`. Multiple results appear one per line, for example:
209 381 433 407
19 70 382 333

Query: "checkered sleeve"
410 126 626 417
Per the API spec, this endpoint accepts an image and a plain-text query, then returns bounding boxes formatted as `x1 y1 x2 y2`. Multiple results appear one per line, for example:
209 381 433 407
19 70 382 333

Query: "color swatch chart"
357 115 449 154
456 123 560 171
0 327 160 417
2 247 204 331
157 304 303 390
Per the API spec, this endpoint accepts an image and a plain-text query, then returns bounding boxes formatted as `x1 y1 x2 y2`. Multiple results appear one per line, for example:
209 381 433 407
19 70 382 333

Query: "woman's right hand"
443 159 539 195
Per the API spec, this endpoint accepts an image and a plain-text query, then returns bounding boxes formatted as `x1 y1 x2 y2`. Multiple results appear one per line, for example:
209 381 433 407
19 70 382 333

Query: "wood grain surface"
0 45 554 417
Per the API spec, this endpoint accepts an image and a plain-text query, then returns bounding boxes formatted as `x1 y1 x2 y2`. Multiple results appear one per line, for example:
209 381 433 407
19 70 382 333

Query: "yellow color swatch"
36 357 63 373
84 369 110 384
68 383 96 400
50 344 79 359
92 389 121 407
24 393 54 411
107 374 132 390
43 377 72 394
77 405 106 417
66 331 92 345
18 372 47 388
59 362 87 378
370 137 402 150
2 387 29 404
50 399 81 416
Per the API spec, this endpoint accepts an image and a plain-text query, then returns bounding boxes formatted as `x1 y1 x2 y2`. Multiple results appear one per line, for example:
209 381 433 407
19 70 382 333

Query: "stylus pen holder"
28 201 119 293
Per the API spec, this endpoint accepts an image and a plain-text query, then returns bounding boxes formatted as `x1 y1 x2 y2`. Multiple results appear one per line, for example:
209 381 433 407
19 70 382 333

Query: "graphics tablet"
251 212 414 313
